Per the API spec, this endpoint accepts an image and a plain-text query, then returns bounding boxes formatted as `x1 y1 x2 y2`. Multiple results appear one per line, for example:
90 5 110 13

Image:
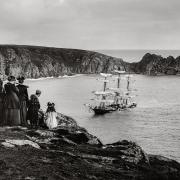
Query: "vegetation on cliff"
0 45 180 77
0 45 126 78
1 45 180 77
129 53 180 75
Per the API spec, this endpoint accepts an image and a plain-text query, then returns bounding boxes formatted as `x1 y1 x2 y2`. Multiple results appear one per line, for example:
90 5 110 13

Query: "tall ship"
86 71 137 115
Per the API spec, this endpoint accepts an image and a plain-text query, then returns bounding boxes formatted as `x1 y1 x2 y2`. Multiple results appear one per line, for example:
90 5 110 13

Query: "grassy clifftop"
0 45 126 78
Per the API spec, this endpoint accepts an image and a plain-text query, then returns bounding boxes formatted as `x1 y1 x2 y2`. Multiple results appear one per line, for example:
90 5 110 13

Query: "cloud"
0 0 180 49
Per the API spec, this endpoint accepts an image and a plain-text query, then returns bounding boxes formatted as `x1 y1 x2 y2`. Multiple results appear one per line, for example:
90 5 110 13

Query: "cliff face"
129 53 180 75
1 45 179 77
0 45 126 78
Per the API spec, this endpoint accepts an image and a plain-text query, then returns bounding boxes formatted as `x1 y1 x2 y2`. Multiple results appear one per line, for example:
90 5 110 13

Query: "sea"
26 74 180 162
26 50 180 163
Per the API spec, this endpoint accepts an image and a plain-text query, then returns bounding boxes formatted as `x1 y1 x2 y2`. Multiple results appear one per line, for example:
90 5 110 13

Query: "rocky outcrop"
129 53 180 75
0 45 180 77
0 45 126 78
0 113 179 179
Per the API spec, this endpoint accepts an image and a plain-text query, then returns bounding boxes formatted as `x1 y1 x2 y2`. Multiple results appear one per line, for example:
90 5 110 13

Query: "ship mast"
117 73 120 88
127 75 130 92
103 77 107 91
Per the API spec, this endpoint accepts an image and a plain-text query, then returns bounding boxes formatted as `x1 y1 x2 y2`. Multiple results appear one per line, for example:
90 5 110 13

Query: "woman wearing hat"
3 76 21 126
0 74 4 125
16 76 29 126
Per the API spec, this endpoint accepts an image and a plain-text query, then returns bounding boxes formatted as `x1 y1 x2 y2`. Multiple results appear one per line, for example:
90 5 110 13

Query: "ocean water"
26 75 180 162
96 49 180 62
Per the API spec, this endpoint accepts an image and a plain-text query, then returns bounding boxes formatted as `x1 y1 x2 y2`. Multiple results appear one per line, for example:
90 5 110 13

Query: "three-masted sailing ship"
86 70 137 115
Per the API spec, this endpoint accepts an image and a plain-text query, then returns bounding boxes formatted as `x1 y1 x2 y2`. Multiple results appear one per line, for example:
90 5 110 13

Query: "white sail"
113 76 126 80
98 79 109 82
94 91 115 95
94 99 114 103
100 73 112 77
125 74 134 78
114 70 126 74
109 88 122 93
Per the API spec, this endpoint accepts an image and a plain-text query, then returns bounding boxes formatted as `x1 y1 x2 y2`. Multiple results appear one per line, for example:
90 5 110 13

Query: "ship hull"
92 107 117 115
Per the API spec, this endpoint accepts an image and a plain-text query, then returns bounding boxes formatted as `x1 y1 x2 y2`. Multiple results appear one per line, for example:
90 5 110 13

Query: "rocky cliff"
0 45 126 78
1 45 179 77
129 53 180 75
0 113 180 179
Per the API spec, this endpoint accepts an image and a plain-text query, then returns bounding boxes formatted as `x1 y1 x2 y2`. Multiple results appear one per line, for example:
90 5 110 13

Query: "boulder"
2 139 40 149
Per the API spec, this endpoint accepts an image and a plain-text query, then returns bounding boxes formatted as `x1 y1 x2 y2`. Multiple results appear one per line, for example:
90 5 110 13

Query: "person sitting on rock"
44 102 58 129
27 90 41 128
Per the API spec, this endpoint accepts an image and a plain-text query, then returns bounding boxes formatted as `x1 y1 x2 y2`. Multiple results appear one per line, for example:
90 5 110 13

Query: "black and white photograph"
0 0 179 179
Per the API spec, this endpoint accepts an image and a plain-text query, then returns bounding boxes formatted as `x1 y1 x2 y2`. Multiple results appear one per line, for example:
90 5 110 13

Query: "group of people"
0 75 58 129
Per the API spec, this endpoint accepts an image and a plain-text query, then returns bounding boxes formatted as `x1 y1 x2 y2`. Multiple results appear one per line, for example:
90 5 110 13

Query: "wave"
26 74 83 81
58 74 83 78
26 76 54 81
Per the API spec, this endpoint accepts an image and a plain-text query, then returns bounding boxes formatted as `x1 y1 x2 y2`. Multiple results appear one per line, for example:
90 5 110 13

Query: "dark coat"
27 94 40 125
4 83 20 109
16 84 29 126
16 84 29 103
0 79 4 124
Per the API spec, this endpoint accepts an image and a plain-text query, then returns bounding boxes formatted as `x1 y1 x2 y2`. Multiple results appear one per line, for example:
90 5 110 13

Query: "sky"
0 0 180 50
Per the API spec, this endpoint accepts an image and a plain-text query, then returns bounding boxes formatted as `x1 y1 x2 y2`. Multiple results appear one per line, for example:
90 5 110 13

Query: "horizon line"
0 44 180 51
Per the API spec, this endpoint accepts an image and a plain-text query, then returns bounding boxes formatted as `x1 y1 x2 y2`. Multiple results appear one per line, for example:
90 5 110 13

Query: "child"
44 102 58 129
27 90 41 128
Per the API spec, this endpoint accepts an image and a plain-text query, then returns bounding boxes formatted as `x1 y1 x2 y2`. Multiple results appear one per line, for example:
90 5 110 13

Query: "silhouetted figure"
4 76 21 126
0 77 4 125
27 90 41 128
16 76 29 126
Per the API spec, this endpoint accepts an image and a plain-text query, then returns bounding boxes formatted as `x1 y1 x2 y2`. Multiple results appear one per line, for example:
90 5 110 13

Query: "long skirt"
4 109 21 126
0 97 3 125
0 104 3 125
20 101 28 126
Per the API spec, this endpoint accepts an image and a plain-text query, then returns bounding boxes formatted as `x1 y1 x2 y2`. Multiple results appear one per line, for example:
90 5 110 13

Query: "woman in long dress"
4 76 21 126
16 76 29 126
0 78 4 125
44 102 58 129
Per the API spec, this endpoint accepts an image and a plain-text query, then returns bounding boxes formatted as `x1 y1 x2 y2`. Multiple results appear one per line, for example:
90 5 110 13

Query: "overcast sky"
0 0 180 50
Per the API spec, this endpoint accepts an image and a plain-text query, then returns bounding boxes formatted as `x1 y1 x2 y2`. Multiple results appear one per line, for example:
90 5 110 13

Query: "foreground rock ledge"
0 113 179 180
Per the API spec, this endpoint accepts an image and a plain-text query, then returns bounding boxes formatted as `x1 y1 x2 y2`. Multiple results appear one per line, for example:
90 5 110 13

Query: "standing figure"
44 102 58 129
16 76 29 126
27 90 41 128
4 76 21 126
0 77 4 125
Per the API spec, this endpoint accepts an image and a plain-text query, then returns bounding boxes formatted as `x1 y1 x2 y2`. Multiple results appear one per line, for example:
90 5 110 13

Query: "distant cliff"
0 45 126 78
129 53 180 75
1 45 179 78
